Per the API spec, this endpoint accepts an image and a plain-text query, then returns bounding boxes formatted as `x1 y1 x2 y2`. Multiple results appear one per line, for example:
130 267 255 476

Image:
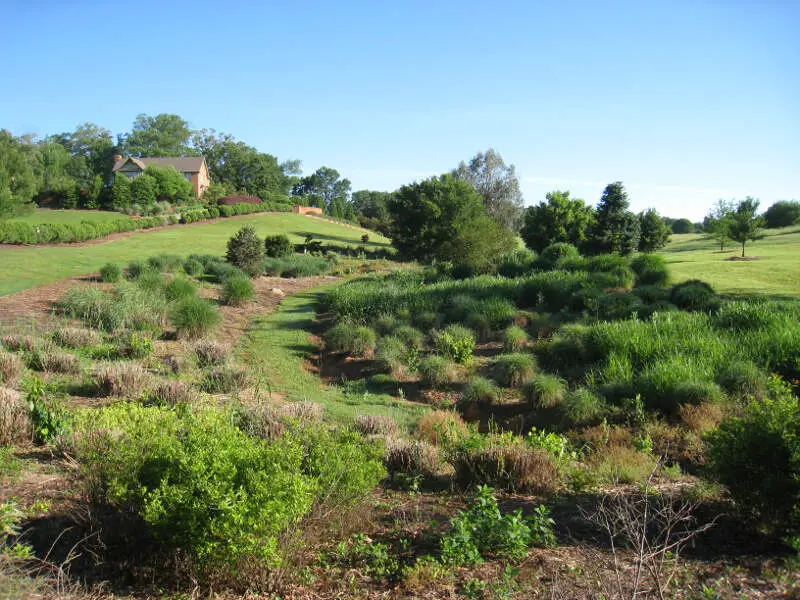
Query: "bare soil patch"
726 255 762 261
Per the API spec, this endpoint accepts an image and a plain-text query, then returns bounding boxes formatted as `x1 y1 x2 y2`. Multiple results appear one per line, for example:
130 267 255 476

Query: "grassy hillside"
8 208 126 225
659 225 800 298
0 213 389 296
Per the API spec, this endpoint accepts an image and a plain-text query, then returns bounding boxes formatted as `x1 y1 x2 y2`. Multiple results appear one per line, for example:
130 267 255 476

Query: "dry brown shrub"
680 402 724 433
200 365 248 393
0 334 36 352
40 351 81 375
578 424 633 450
163 354 185 374
415 410 469 446
353 414 399 436
51 327 100 348
451 443 558 494
591 445 658 484
384 437 440 476
275 402 324 423
193 340 230 367
93 362 151 397
644 421 696 462
0 351 24 387
0 387 30 444
149 379 196 406
234 405 284 440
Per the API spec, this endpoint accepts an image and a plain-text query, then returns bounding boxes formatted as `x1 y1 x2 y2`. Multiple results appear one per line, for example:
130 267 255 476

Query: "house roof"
112 156 206 173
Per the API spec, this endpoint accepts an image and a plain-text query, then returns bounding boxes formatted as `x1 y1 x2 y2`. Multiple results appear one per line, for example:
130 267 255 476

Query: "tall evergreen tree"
588 182 640 255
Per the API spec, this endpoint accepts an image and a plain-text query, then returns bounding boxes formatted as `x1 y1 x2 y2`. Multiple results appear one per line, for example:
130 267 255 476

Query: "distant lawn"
240 285 425 428
659 225 800 298
0 213 390 296
8 209 127 225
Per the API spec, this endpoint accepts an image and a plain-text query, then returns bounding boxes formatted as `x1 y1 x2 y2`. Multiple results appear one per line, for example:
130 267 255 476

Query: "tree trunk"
742 241 745 257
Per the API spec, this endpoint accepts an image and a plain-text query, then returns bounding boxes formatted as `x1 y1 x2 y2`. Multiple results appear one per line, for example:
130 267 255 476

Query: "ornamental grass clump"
393 325 425 349
51 327 100 349
99 263 123 283
169 296 221 339
384 437 440 477
630 253 670 286
0 334 36 353
324 323 377 358
354 414 399 436
502 325 529 352
93 362 152 398
521 373 568 408
716 360 769 401
221 275 256 306
183 258 205 277
375 336 409 375
0 351 24 387
418 356 456 389
493 353 536 387
415 410 469 446
194 340 230 367
200 365 248 393
559 388 607 427
0 387 30 444
145 379 196 406
460 376 499 406
165 276 196 301
434 324 475 364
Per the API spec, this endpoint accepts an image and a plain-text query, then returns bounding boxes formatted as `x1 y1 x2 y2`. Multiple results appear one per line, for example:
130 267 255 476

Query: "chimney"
113 153 123 164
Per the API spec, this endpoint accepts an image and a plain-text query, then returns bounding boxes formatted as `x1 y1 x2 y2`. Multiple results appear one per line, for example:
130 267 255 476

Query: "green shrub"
165 276 196 301
670 280 719 312
502 325 529 352
632 284 669 304
476 297 517 329
559 388 607 427
147 253 183 272
206 260 247 283
434 324 475 364
585 254 628 273
635 358 724 414
393 325 425 349
631 254 670 286
376 336 408 374
221 275 256 306
117 331 154 359
225 226 265 277
706 386 800 535
493 353 536 387
134 270 166 295
419 356 455 389
592 292 643 321
126 259 152 280
169 296 221 338
716 361 769 400
99 263 122 283
74 404 316 568
25 377 72 445
324 323 377 358
264 234 294 258
372 314 399 335
441 485 555 566
539 243 579 267
183 258 205 277
521 374 567 408
461 376 499 406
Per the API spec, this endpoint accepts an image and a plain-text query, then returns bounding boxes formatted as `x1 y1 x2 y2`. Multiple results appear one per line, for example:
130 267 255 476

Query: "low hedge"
0 202 293 245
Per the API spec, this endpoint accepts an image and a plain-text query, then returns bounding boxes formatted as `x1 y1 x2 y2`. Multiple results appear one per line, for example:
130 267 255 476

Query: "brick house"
112 155 211 198
292 205 323 216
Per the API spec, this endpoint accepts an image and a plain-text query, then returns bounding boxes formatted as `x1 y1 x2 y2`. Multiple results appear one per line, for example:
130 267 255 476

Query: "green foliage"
147 253 184 272
0 131 38 219
110 172 132 209
225 226 265 276
262 255 332 277
671 218 694 234
325 324 377 357
418 355 454 389
461 376 499 406
521 374 567 408
25 377 71 445
169 296 221 338
520 191 593 253
763 200 800 228
716 360 769 400
587 182 640 255
526 428 577 462
631 253 670 286
539 242 580 267
165 275 196 301
727 197 766 257
375 336 409 374
592 292 643 321
502 325 529 352
264 233 294 258
440 485 555 566
123 113 192 157
706 385 800 535
99 262 122 283
670 280 719 312
117 331 154 359
559 388 607 427
183 258 205 277
221 275 256 306
493 353 536 387
434 324 476 364
393 325 424 349
130 173 158 205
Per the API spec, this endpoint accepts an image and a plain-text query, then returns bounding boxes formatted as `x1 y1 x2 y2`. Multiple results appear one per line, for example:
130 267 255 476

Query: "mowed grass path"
8 209 127 225
0 213 389 296
660 225 800 298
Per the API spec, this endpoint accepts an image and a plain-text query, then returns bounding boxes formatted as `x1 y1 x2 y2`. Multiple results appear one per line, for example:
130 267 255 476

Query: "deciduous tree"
763 200 800 229
293 167 351 215
703 199 736 251
638 208 671 252
123 113 193 157
452 148 524 231
0 131 37 219
520 190 594 253
727 197 765 257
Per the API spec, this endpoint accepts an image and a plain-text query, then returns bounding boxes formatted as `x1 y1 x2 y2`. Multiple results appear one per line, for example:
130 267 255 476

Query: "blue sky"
1 0 797 220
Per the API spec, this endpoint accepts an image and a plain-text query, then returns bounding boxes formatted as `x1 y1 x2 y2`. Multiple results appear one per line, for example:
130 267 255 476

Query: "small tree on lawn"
638 208 671 252
727 197 765 257
703 199 735 251
110 172 132 210
226 226 264 276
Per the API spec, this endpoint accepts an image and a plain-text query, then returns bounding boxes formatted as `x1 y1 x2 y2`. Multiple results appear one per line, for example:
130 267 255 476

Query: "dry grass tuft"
193 340 230 367
680 402 725 434
384 437 441 476
591 445 658 484
93 362 151 397
275 401 324 423
0 387 30 444
0 351 24 387
39 351 81 375
415 410 469 446
234 404 285 440
51 327 101 349
148 379 196 406
0 334 36 353
353 414 399 436
451 443 558 494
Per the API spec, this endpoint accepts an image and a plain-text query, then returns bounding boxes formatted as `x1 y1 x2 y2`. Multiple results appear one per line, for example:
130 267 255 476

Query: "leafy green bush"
225 226 265 276
632 284 669 304
183 258 205 277
706 384 800 535
502 325 529 352
539 243 580 268
716 361 769 400
592 292 643 321
559 388 607 427
221 275 256 306
393 325 425 349
521 374 567 408
116 331 154 359
461 376 499 406
165 276 196 301
375 336 409 374
324 324 377 358
434 324 475 364
670 280 719 312
169 296 221 338
99 263 122 283
126 259 153 280
631 253 670 286
147 253 183 272
493 353 536 387
419 356 455 389
441 485 555 565
25 377 72 444
74 404 316 568
264 234 294 258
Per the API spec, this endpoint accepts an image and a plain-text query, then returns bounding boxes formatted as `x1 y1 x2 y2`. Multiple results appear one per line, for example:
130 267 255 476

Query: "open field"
0 213 389 296
7 209 127 225
660 225 800 298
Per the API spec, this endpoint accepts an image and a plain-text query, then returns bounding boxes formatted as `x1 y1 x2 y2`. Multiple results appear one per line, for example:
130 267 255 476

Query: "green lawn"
240 284 425 428
0 213 390 296
8 209 128 225
659 225 800 298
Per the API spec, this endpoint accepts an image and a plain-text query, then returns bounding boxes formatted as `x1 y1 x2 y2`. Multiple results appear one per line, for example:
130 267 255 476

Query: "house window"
184 173 192 181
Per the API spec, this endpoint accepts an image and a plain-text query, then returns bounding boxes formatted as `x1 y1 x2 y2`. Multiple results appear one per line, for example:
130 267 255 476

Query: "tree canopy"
122 113 194 157
520 190 594 253
293 167 352 218
727 197 765 257
703 199 736 251
452 148 524 231
638 208 671 252
763 200 800 229
0 130 37 219
586 182 640 255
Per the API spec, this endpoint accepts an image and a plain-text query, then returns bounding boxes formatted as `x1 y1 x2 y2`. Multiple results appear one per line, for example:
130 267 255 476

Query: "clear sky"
1 0 797 220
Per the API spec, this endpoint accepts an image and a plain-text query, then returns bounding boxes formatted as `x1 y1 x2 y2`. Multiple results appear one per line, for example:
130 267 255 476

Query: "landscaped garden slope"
659 225 800 298
0 213 388 296
7 209 128 225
